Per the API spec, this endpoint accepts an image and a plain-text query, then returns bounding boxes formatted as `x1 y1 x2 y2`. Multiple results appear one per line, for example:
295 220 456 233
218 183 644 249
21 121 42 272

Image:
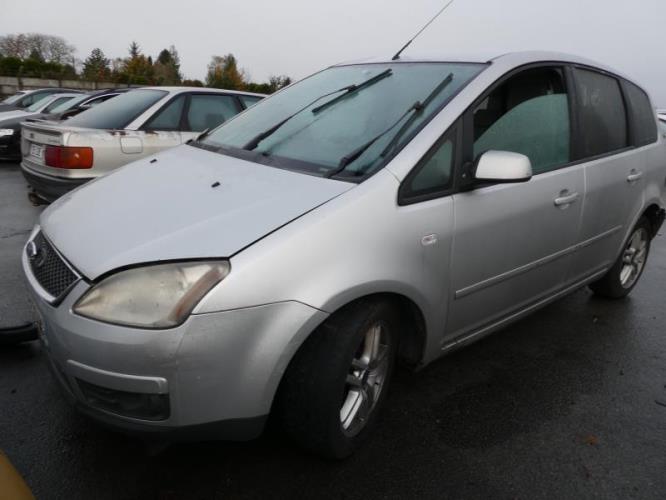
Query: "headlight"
73 261 230 329
0 129 15 137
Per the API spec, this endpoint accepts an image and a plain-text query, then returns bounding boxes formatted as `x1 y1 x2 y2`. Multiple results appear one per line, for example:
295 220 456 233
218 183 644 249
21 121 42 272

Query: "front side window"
574 68 628 158
199 62 485 180
186 94 240 131
48 94 89 114
66 89 167 129
472 67 570 175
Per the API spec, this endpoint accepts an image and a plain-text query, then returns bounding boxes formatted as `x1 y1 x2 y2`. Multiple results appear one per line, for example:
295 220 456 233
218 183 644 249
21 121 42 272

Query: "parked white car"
20 87 265 200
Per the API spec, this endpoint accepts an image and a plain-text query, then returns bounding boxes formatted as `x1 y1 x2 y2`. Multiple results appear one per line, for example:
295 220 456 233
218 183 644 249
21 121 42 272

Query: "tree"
129 41 141 59
82 48 111 82
154 45 182 85
268 75 292 93
205 54 246 90
0 33 74 63
121 41 154 84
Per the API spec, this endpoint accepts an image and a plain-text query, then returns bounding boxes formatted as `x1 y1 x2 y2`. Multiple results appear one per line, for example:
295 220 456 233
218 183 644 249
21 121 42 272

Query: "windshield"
48 94 90 113
199 62 485 179
2 92 25 104
66 89 167 129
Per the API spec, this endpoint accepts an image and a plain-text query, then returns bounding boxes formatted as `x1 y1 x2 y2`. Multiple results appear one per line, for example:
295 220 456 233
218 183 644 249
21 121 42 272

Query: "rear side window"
623 81 657 146
143 94 186 130
185 94 240 131
472 66 571 175
574 69 628 158
66 89 167 130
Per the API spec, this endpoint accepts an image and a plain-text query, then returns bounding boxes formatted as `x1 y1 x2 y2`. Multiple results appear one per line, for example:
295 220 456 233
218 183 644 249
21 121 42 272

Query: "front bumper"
22 246 327 440
20 162 91 201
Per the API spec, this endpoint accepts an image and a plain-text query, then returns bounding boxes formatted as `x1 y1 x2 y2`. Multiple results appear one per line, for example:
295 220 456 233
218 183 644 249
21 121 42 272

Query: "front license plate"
30 143 44 159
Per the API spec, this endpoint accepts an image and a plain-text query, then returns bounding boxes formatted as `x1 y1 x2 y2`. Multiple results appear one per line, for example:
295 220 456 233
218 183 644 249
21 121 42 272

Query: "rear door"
445 65 585 341
567 68 649 281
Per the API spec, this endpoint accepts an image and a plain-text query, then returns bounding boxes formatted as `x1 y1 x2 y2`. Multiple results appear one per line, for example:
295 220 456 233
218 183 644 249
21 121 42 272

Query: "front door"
445 65 584 341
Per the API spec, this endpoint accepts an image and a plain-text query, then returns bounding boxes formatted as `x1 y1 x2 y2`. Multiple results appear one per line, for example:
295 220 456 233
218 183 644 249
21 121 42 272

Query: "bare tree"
0 33 75 63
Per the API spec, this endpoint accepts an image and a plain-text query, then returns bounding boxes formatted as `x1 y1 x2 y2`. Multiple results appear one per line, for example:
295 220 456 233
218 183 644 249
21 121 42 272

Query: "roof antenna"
392 0 456 61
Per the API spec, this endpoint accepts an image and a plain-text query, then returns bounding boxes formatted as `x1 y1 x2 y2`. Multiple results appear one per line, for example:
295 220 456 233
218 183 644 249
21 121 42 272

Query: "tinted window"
66 89 167 129
473 67 570 175
186 94 240 131
239 95 263 108
623 81 657 146
403 136 454 200
144 94 186 130
574 69 628 158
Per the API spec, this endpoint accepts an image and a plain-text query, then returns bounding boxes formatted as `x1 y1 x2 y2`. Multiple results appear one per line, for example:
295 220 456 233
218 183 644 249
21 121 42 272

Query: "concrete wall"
0 76 128 97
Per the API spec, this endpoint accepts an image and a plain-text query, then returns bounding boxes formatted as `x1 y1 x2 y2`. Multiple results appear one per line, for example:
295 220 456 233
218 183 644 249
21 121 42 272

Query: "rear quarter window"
623 80 658 146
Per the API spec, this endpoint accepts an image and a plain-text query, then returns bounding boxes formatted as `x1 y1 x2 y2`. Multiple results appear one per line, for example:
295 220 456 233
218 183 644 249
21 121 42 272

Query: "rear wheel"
589 217 652 298
275 300 398 459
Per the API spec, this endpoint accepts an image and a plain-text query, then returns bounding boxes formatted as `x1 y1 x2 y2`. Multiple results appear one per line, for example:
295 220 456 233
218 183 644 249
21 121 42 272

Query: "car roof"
334 50 635 84
138 86 266 97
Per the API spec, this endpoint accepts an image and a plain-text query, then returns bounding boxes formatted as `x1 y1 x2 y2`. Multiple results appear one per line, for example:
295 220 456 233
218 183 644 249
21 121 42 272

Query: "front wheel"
274 300 398 459
589 217 652 299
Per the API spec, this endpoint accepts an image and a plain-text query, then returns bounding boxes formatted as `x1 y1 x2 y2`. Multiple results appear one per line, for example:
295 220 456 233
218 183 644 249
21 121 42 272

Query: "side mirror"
474 150 532 184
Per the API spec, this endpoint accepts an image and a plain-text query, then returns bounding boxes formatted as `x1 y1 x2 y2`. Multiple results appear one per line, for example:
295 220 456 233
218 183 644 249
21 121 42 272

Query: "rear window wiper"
243 68 392 151
326 72 453 178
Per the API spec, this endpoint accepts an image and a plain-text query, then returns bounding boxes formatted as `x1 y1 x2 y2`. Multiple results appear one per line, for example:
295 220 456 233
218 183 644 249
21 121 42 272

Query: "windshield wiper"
243 68 392 151
310 68 393 114
326 72 454 178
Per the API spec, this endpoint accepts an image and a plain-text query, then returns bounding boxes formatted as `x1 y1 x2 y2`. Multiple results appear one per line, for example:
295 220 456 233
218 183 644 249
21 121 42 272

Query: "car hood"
40 145 354 279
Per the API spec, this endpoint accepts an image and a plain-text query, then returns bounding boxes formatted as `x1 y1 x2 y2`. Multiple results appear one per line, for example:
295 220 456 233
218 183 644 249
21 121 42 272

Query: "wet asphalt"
0 161 665 499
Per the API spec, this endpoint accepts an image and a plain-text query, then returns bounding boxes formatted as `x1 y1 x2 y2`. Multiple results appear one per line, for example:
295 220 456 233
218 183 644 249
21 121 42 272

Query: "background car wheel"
275 299 398 459
589 216 652 299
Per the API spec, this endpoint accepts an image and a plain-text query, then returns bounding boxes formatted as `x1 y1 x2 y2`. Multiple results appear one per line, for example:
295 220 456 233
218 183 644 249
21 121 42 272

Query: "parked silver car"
20 86 265 201
22 51 665 458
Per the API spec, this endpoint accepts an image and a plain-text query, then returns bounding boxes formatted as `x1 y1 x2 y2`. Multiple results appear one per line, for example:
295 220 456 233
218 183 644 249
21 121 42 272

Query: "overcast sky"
1 0 664 106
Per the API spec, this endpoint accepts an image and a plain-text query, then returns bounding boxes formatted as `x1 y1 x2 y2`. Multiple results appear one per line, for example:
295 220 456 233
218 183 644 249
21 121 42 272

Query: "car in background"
42 88 132 121
0 88 82 112
658 110 665 130
0 93 80 160
20 86 265 201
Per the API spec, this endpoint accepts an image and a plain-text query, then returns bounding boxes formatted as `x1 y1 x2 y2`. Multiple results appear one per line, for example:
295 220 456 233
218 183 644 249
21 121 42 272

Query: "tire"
589 216 652 299
274 299 398 459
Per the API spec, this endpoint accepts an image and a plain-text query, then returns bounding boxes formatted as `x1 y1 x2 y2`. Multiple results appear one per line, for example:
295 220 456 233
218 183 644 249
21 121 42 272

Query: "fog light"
76 379 170 421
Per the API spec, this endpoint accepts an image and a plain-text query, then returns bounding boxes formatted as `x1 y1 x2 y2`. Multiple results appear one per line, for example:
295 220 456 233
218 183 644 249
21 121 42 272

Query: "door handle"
554 191 580 207
627 170 643 183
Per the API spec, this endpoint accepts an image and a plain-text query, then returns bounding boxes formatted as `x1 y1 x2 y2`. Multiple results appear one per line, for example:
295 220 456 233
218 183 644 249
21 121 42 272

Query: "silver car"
22 51 666 458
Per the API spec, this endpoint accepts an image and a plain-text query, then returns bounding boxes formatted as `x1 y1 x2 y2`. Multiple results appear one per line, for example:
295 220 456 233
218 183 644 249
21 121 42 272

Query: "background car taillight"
45 146 93 169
